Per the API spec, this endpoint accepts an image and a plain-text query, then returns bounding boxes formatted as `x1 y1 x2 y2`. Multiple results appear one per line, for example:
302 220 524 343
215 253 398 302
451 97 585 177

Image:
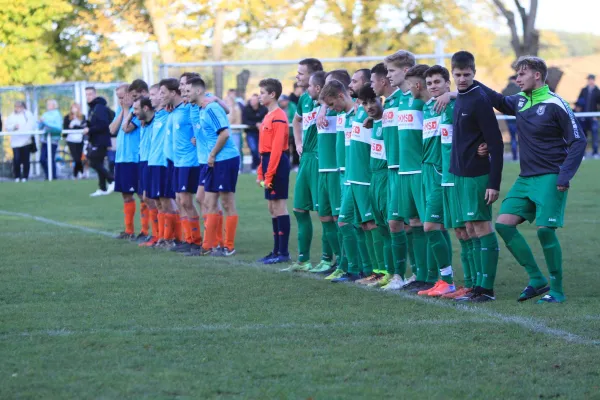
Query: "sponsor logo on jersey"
423 119 438 131
156 122 163 129
537 105 546 116
398 113 414 123
302 110 317 129
518 99 526 108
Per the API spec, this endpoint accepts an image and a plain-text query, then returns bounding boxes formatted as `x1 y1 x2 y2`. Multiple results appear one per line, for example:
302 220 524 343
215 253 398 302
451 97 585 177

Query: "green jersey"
336 111 347 171
422 98 442 168
317 107 339 172
440 100 455 186
382 89 402 169
344 108 355 175
397 91 425 174
347 105 372 185
370 119 386 171
296 92 318 153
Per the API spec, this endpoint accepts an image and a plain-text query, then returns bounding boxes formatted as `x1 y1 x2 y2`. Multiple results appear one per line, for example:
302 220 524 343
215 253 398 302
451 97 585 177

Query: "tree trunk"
145 0 176 64
212 9 226 99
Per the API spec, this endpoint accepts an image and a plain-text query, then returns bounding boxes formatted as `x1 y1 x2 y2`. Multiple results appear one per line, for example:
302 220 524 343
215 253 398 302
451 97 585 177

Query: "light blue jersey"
164 110 174 161
148 109 169 167
170 102 198 167
139 116 153 162
190 104 209 164
115 106 141 163
200 102 238 162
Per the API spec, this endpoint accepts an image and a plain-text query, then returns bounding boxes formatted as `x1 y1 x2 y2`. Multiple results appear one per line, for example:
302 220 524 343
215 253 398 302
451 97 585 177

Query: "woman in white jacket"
6 101 37 182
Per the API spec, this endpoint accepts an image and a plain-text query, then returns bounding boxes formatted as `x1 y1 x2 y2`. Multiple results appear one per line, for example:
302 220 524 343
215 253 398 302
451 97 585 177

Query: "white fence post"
435 39 446 66
46 132 53 181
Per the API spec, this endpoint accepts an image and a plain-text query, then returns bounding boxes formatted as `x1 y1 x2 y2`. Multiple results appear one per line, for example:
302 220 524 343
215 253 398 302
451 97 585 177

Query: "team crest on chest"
408 98 414 107
376 127 382 137
518 98 526 108
536 105 546 116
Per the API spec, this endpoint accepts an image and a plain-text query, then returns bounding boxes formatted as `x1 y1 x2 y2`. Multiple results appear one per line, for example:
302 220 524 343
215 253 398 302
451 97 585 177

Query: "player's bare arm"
208 128 230 167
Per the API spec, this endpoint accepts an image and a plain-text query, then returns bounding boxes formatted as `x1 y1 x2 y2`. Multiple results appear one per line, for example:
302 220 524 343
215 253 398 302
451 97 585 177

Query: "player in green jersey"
404 64 457 297
382 50 420 290
282 58 325 272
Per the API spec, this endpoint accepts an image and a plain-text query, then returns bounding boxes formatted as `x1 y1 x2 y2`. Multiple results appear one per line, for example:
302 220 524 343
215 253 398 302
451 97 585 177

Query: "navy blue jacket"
87 97 112 148
450 81 504 191
479 83 586 187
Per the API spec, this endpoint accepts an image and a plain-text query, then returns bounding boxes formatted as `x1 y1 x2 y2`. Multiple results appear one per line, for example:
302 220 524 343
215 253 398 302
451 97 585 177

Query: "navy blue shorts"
198 164 209 187
204 156 240 193
115 162 139 194
143 162 152 195
138 161 149 196
262 152 290 200
175 166 200 193
166 159 176 196
149 164 175 200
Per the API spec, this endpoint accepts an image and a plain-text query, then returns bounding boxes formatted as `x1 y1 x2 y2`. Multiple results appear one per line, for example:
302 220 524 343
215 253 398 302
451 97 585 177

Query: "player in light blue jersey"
186 77 239 257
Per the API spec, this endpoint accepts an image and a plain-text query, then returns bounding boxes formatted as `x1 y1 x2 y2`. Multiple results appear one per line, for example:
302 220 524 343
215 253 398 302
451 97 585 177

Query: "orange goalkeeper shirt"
258 107 289 185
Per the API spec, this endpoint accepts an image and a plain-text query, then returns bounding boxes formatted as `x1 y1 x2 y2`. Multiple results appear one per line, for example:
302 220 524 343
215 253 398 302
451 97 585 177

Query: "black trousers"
88 145 114 191
12 145 31 179
67 141 84 177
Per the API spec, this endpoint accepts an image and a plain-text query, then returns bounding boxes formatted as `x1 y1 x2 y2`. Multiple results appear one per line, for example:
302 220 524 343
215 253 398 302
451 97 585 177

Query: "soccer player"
110 83 141 240
448 51 504 302
187 77 240 256
404 65 456 297
477 56 585 303
284 58 326 272
161 77 202 254
256 78 292 264
137 85 160 248
381 50 417 290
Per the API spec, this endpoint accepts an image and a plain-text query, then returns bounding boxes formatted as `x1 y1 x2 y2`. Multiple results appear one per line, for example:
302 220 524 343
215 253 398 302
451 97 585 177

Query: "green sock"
339 224 360 274
495 223 547 288
442 230 453 262
426 230 453 284
471 237 482 287
363 229 376 276
322 221 341 265
370 228 385 273
337 227 348 272
378 226 393 275
294 211 312 262
355 227 370 274
321 222 332 262
459 239 473 288
406 230 416 276
426 243 438 283
412 226 428 282
537 228 564 298
479 232 500 291
390 230 408 278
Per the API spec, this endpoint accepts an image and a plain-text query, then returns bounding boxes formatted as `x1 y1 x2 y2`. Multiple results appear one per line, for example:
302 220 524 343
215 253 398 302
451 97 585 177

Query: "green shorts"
398 172 426 221
318 171 342 217
387 169 403 221
454 174 492 222
293 152 319 211
370 169 388 226
422 163 444 224
339 184 374 224
499 174 567 228
443 185 465 229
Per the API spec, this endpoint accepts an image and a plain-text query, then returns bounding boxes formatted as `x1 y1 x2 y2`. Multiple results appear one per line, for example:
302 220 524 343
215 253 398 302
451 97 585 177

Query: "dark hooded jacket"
87 97 112 147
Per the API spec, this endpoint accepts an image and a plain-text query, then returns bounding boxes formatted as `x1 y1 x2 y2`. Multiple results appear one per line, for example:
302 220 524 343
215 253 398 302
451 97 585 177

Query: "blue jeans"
507 121 518 161
40 142 58 180
245 132 260 170
582 118 598 155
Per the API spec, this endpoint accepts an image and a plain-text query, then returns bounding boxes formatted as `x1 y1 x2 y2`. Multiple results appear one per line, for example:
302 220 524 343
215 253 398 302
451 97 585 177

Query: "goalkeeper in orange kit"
256 78 292 264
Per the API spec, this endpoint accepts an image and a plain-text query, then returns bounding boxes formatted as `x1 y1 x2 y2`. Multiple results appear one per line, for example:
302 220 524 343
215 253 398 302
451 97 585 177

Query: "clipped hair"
515 55 548 82
310 71 327 89
187 76 206 88
180 72 200 81
356 84 377 102
319 79 347 101
451 51 476 71
405 64 430 81
325 69 351 88
159 78 180 94
356 68 371 83
129 79 149 93
299 58 324 74
259 78 283 100
137 96 154 110
425 65 450 82
384 50 416 69
371 63 388 78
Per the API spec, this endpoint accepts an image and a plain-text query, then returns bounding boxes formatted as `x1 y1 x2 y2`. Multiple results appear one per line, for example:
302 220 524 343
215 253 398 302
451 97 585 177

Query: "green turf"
1 163 599 399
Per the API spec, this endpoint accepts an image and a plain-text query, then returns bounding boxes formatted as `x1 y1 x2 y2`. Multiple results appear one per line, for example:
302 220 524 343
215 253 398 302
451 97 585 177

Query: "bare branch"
492 0 522 56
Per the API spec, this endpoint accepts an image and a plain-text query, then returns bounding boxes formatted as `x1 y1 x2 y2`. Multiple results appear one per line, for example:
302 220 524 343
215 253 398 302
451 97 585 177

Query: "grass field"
1 162 600 399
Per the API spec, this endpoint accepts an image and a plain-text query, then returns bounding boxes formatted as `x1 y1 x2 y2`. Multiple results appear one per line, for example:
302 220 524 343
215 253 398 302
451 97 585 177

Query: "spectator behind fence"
242 93 268 173
288 82 303 105
279 95 299 168
63 103 87 179
225 89 243 165
502 75 521 161
577 74 600 158
83 86 115 196
6 101 37 182
39 99 63 180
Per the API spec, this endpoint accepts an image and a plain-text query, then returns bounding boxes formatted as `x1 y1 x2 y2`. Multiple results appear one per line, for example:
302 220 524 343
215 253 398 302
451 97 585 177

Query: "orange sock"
149 208 159 238
182 217 192 244
174 214 183 242
216 211 224 247
124 201 136 234
164 213 176 240
157 212 165 239
140 202 149 235
190 217 202 245
202 214 219 250
224 215 239 250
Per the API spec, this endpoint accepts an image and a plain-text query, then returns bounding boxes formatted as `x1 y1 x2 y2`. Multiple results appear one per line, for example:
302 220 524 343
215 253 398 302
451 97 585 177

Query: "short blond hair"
384 50 416 69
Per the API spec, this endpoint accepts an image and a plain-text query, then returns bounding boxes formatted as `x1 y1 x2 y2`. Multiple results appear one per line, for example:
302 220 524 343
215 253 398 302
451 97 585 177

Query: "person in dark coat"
577 74 600 157
242 94 268 172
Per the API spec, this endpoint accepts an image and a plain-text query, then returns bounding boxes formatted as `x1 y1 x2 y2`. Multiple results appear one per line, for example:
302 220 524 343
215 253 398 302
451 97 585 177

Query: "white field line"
1 209 599 346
